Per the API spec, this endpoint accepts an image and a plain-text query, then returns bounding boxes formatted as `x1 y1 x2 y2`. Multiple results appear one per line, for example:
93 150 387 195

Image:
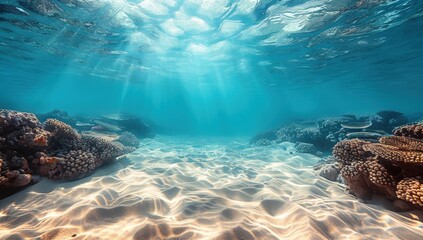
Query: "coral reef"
93 120 122 132
345 132 383 142
254 139 272 146
332 139 371 167
0 110 46 192
339 161 372 200
101 113 156 138
276 123 327 150
252 115 366 151
370 110 408 133
341 121 372 129
35 121 134 180
116 131 140 147
50 150 96 180
1 110 135 195
396 177 423 207
252 111 409 152
250 130 277 145
314 162 340 182
44 118 80 148
394 123 423 139
376 110 404 120
294 142 319 155
0 110 50 151
80 135 133 166
333 123 423 210
37 109 77 127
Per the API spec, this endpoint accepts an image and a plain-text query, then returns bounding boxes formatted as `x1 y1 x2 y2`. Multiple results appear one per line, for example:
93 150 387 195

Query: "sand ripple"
1 136 423 239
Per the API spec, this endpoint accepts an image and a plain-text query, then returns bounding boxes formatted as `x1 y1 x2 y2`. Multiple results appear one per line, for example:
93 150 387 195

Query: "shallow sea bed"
1 136 422 240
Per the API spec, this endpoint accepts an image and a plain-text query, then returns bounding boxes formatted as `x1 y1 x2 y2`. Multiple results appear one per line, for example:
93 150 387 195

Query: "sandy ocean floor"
1 136 423 240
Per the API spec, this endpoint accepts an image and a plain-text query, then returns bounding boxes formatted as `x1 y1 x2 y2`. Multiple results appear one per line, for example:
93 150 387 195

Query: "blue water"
1 0 423 135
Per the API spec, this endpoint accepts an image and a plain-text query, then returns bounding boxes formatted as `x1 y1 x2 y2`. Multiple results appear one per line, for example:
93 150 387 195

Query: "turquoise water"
1 0 423 135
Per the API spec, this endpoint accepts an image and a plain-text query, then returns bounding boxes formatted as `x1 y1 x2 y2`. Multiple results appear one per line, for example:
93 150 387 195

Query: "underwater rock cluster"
251 110 410 153
101 113 156 139
333 123 423 210
251 115 365 151
0 110 135 196
370 110 408 133
37 109 77 127
116 131 140 147
37 110 156 139
294 142 320 155
0 110 46 189
314 162 340 182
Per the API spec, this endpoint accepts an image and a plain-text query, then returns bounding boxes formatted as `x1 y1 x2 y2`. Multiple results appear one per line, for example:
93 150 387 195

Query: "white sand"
1 136 422 240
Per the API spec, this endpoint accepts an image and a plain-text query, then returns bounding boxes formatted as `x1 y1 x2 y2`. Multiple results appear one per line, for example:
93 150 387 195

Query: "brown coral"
379 136 423 152
362 143 423 164
43 118 80 148
33 132 49 147
396 177 423 207
334 129 423 209
53 150 96 180
0 110 41 135
1 110 136 195
80 134 133 166
341 161 371 200
39 156 58 164
0 110 51 151
365 160 396 198
394 123 423 139
0 170 32 188
333 139 371 167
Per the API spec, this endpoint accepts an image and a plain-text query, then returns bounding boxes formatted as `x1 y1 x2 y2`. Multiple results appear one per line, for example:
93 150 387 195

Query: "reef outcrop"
314 162 340 182
101 113 156 138
1 110 135 198
370 110 408 133
116 131 140 147
333 123 423 210
37 109 77 127
251 110 410 152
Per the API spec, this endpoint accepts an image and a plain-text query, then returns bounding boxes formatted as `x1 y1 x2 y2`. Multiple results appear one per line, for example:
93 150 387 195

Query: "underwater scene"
1 0 423 239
